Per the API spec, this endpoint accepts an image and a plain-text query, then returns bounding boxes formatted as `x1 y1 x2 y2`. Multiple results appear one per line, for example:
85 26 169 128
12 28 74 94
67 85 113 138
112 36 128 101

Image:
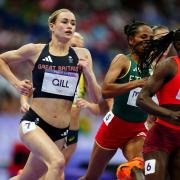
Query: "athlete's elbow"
91 96 100 104
102 83 114 99
90 89 102 104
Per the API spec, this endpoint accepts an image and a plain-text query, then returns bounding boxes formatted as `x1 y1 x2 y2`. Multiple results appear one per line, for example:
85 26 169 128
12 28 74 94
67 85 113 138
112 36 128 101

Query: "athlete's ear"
49 23 54 32
129 36 134 46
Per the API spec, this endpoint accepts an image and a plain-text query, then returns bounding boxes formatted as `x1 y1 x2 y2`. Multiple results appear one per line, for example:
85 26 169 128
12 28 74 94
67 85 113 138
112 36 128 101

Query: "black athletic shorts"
21 108 69 142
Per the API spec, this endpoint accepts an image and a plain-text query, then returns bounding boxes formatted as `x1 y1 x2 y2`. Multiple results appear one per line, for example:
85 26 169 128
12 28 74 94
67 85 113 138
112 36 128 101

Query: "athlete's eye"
61 20 68 24
71 21 76 26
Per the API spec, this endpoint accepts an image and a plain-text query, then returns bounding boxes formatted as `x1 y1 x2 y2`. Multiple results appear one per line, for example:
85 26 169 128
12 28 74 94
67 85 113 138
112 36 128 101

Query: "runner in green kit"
112 55 149 123
79 21 153 180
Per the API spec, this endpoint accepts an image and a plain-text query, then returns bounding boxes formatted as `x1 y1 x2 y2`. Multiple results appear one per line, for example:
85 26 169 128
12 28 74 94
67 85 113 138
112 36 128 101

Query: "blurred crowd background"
0 0 179 113
0 0 179 179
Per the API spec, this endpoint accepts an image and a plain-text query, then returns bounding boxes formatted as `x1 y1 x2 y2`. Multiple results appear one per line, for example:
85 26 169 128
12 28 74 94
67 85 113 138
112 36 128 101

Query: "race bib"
145 159 156 175
21 121 36 134
42 70 79 96
127 87 141 107
103 111 114 126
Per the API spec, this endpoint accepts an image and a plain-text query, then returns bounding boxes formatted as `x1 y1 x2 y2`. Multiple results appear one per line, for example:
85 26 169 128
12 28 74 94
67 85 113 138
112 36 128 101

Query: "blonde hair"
152 25 169 32
48 9 73 25
73 32 84 40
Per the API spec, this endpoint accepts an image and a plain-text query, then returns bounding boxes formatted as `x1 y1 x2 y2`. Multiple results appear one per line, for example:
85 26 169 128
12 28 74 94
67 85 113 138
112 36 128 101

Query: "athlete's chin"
58 36 72 43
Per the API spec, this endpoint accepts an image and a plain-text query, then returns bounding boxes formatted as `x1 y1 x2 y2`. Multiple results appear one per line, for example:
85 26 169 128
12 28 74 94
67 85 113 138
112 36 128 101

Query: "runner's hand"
15 79 32 96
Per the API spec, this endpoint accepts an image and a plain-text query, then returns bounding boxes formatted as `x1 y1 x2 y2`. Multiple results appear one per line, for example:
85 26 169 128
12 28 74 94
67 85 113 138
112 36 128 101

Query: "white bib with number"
21 121 36 134
103 111 114 126
145 159 156 175
42 70 79 96
127 87 159 106
127 87 141 107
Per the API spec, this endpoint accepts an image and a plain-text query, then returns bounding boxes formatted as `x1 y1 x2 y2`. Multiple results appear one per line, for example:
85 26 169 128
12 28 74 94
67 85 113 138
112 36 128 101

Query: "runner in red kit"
137 28 180 180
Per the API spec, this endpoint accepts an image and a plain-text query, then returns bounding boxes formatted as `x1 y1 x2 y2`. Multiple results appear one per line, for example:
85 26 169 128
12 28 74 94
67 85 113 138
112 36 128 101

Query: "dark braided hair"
137 30 175 75
124 20 148 43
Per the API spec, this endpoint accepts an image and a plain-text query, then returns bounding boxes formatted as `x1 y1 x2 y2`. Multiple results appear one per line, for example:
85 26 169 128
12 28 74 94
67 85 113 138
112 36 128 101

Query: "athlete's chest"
36 53 79 72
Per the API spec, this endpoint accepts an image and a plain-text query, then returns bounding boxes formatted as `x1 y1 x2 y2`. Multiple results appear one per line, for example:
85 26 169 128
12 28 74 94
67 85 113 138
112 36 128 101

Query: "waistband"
21 108 69 131
156 118 180 131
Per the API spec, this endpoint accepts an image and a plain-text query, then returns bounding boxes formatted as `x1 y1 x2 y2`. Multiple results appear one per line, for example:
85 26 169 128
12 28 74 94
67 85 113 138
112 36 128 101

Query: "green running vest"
112 55 150 123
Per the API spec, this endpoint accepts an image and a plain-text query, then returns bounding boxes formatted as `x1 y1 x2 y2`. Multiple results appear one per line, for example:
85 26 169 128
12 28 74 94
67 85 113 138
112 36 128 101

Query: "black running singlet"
32 44 81 101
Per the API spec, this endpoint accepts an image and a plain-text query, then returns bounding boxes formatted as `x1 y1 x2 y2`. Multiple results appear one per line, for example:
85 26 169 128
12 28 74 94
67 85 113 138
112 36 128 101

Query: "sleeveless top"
157 56 180 105
112 55 150 123
32 44 81 102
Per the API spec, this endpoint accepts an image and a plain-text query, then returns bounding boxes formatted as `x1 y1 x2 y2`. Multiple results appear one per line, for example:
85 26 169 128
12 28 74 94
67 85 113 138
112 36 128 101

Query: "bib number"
42 70 79 96
145 159 156 175
127 88 158 106
21 121 36 134
103 111 114 126
127 87 141 107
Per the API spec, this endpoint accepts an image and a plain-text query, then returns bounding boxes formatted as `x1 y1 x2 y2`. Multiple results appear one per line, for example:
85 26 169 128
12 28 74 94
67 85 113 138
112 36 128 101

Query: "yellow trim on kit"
78 74 86 98
72 74 86 108
117 60 131 79
95 141 117 151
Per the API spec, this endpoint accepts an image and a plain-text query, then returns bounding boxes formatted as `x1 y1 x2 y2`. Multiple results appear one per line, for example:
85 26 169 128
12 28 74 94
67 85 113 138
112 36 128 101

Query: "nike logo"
68 136 75 142
137 132 146 137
